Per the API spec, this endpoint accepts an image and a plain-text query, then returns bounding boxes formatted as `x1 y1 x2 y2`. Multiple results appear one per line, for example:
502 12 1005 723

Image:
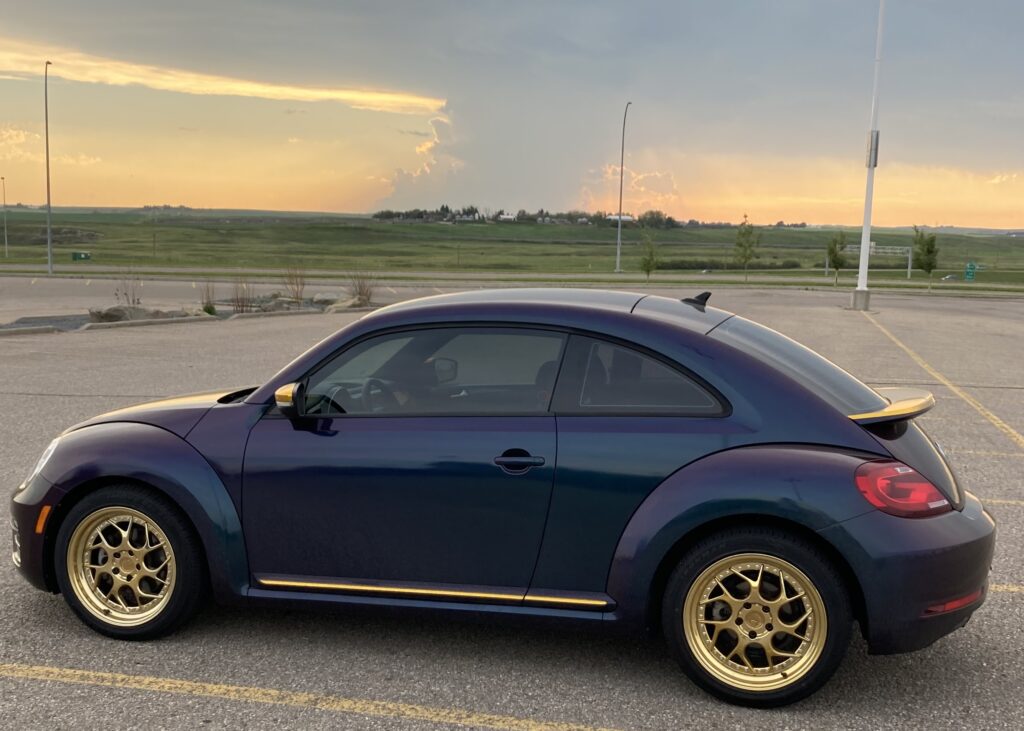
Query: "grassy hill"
1 208 1021 282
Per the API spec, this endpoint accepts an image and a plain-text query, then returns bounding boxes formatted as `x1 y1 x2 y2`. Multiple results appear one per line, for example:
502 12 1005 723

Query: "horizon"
2 1 1022 228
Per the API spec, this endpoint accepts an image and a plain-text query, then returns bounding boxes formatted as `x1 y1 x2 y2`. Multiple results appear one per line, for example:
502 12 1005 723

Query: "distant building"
606 214 635 223
497 213 516 222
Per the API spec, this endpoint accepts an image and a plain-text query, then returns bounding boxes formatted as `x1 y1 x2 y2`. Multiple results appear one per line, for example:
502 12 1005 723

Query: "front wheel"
55 485 205 640
662 528 852 707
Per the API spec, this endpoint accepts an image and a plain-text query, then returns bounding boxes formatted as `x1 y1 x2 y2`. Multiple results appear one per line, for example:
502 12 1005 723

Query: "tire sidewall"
662 528 852 707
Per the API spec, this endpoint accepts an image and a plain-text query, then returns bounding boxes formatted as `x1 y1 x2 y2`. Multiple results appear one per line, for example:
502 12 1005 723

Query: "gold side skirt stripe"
257 578 609 608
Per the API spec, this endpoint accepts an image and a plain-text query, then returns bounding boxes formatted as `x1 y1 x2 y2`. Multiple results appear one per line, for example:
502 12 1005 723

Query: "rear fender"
40 422 248 603
606 445 875 629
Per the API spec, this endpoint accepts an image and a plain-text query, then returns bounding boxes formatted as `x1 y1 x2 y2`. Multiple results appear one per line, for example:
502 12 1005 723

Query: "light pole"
615 101 632 273
44 60 54 275
2 176 8 258
852 0 886 311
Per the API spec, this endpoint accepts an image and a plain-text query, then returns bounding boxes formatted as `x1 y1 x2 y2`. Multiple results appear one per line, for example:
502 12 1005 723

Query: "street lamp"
615 101 632 274
44 60 54 275
852 0 886 311
2 176 8 258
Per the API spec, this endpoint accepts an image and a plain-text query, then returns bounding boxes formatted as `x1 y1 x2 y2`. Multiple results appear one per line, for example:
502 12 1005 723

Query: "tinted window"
304 327 566 416
555 336 722 414
710 316 887 413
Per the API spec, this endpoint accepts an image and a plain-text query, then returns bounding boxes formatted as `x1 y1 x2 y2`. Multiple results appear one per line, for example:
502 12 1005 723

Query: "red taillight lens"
923 588 984 616
855 460 951 518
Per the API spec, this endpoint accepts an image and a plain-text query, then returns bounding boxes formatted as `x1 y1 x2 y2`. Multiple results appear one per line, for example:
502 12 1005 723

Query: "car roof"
371 288 733 335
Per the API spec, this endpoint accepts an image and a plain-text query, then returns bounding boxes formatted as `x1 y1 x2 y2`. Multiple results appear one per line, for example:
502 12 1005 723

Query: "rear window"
711 316 887 414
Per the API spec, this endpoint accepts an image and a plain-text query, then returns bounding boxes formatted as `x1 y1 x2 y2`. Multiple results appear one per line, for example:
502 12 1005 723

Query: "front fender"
605 445 875 629
40 422 248 603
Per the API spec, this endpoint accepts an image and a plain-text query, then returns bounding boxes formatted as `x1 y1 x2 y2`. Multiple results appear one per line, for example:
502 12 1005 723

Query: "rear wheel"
55 485 204 640
662 527 852 707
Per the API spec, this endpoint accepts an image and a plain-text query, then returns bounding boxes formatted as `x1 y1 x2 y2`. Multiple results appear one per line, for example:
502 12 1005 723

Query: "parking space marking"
862 312 1024 451
992 584 1024 594
953 450 1024 459
0 663 613 731
984 498 1024 507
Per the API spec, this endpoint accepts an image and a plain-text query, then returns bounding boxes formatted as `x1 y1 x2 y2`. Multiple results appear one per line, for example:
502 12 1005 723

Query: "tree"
639 231 659 282
734 214 760 282
912 225 939 291
638 210 668 229
827 231 848 287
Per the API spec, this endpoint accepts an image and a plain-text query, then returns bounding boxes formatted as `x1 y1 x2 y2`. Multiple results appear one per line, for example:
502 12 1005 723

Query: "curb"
227 309 322 320
78 316 218 331
0 325 60 337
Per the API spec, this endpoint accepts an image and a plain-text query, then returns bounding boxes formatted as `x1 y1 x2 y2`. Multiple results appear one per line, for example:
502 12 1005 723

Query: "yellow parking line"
952 450 1024 458
991 584 1024 594
0 663 612 731
862 312 1024 451
984 498 1024 507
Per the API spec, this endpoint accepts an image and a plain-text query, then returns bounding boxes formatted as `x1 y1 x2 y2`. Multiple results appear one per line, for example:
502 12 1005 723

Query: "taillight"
855 460 951 518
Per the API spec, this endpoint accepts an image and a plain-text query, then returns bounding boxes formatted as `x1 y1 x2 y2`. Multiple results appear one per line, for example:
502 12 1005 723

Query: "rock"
89 305 161 322
259 297 303 312
88 305 208 322
324 298 360 312
311 292 339 306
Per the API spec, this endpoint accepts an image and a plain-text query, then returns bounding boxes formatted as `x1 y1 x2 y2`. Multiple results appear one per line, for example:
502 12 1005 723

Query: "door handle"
493 449 545 473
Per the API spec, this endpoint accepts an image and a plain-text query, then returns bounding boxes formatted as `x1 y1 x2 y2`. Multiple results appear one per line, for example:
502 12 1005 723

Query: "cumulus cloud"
0 37 446 116
987 172 1019 185
378 117 464 207
578 163 682 214
0 124 100 166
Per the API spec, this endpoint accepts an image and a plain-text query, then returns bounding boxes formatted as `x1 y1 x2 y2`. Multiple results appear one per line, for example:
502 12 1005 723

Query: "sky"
0 0 1022 227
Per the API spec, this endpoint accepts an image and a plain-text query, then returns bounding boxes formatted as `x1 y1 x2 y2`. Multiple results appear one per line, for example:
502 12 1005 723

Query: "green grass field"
1 208 1021 287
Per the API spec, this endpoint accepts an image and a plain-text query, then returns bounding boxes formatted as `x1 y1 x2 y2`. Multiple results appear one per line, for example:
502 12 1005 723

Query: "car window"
554 335 722 414
710 316 888 414
303 327 566 416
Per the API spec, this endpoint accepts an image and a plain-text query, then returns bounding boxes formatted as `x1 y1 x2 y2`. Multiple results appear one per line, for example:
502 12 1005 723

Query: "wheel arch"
42 475 210 595
605 445 878 637
643 513 867 638
38 422 250 603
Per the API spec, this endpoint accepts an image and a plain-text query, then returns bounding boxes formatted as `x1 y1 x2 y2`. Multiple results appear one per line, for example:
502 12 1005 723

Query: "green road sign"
964 261 976 282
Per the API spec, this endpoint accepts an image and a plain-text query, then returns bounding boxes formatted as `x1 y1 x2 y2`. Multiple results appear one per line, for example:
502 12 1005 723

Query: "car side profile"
11 289 995 707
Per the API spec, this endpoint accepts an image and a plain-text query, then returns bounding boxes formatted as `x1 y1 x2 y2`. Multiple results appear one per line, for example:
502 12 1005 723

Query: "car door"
531 334 734 594
242 326 566 595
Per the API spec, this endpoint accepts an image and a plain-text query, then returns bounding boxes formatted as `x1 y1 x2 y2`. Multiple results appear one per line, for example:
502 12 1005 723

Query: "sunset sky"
1 0 1022 227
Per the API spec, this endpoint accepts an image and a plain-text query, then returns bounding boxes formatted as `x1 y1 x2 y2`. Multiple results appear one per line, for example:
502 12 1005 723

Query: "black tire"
55 485 206 640
661 527 852 707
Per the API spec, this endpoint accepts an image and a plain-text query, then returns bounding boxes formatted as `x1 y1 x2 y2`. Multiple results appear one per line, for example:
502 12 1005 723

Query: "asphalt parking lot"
1 286 1021 729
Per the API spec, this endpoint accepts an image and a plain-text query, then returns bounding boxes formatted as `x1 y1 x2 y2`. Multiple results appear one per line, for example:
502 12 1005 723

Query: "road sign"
965 262 976 282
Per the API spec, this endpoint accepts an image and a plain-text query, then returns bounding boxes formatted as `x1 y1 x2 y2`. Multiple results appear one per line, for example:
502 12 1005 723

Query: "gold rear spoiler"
848 387 936 425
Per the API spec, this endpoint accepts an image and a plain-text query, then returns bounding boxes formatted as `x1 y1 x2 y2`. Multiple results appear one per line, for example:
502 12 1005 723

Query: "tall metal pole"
615 101 632 273
44 61 54 275
2 176 8 258
852 0 886 311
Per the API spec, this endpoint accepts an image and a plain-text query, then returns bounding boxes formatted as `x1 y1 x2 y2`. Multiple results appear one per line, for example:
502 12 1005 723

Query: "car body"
10 288 995 706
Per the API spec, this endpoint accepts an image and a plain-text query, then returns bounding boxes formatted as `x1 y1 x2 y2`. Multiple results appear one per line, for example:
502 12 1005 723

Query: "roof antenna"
682 291 712 309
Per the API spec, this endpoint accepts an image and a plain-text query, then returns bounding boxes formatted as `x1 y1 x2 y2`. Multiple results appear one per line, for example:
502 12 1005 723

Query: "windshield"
711 316 888 414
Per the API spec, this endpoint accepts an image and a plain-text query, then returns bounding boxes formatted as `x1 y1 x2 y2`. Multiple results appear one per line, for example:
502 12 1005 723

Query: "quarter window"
555 336 722 414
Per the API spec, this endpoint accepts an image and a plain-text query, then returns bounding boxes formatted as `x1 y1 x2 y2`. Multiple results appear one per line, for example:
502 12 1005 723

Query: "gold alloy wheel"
66 506 176 627
682 552 828 692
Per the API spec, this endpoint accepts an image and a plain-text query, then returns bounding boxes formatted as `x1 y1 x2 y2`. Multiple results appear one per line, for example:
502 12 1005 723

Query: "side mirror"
433 357 458 384
274 382 304 419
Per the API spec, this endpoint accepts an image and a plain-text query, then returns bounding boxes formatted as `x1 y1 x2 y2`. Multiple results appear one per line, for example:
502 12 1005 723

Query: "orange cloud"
0 37 446 116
